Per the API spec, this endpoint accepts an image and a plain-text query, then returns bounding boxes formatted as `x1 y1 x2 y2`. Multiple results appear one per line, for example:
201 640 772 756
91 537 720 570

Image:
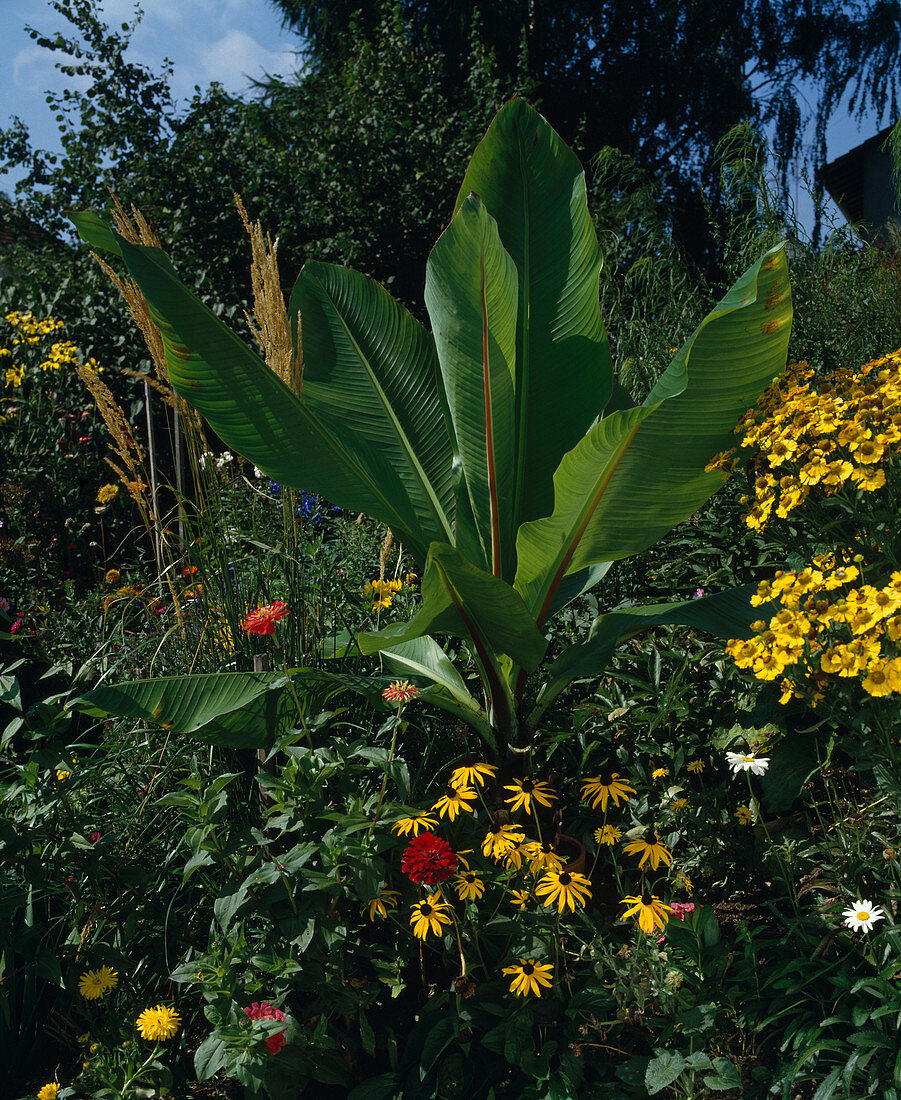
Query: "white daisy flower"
215 451 233 468
842 898 885 933
253 466 264 479
725 751 770 775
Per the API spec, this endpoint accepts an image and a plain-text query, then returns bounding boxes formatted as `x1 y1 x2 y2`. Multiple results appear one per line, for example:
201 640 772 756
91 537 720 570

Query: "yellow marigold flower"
454 870 485 901
432 785 477 821
623 831 673 871
449 762 497 789
502 958 554 997
534 869 592 913
580 771 636 811
136 1004 181 1041
409 893 453 939
620 892 673 935
481 822 525 860
502 777 556 815
362 890 400 921
686 759 704 774
391 812 438 837
594 824 622 846
37 1084 60 1100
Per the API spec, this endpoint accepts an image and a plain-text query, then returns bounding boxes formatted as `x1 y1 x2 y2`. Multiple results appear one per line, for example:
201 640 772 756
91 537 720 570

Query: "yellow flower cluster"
5 311 63 341
363 577 403 609
39 339 80 372
706 351 901 530
726 553 901 701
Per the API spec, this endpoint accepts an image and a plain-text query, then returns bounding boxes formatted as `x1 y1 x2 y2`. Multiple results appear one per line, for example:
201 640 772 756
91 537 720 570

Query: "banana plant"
71 98 791 763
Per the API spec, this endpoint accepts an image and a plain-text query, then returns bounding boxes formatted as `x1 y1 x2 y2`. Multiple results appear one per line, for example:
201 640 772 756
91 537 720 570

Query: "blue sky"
0 0 890 235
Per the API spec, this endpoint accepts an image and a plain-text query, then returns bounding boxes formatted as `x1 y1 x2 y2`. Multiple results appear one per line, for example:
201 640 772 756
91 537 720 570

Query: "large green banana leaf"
288 261 455 546
454 96 612 532
69 215 443 564
425 195 518 580
514 242 792 622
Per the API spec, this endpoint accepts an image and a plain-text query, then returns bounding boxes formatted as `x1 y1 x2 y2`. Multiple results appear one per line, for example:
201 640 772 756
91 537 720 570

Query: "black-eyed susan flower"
503 841 529 871
502 958 554 997
674 873 693 895
432 785 478 821
391 812 438 837
362 890 400 920
136 1004 181 1041
580 771 636 811
509 889 530 909
535 869 592 913
734 806 753 825
594 824 622 846
620 892 673 935
481 822 525 860
410 893 453 939
503 777 556 815
623 831 673 870
450 762 497 789
454 870 485 902
523 841 564 876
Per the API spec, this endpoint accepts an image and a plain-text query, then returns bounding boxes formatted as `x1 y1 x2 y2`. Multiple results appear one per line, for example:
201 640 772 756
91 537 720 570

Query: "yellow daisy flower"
78 970 107 1000
502 958 554 997
651 767 668 779
37 1085 60 1100
535 869 592 913
450 762 497 789
432 786 478 821
481 822 525 860
686 760 705 774
502 777 556 815
409 893 453 939
391 812 438 837
580 771 636 811
509 889 530 909
623 831 673 871
594 824 622 846
735 806 753 825
620 892 673 935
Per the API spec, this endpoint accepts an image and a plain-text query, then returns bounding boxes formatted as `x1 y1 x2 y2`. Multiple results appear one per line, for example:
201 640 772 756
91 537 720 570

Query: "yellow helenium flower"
502 958 554 997
136 1004 181 1041
535 869 592 913
362 890 400 920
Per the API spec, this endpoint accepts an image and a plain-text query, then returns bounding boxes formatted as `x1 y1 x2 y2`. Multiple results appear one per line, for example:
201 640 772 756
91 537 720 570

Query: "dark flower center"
558 872 572 886
489 823 502 835
648 833 660 846
521 779 535 792
599 771 614 786
446 785 459 799
465 873 476 882
421 904 433 916
641 893 652 906
522 963 534 975
540 842 553 854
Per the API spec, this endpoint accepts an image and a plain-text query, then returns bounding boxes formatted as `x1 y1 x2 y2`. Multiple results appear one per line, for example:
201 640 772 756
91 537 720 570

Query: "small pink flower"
244 1001 287 1054
694 588 704 598
657 901 695 944
10 618 23 634
89 831 101 844
0 597 9 612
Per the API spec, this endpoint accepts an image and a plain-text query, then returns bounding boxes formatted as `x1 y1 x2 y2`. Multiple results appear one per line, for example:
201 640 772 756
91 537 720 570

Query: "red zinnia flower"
401 832 458 885
382 680 420 704
242 600 290 636
244 1001 287 1054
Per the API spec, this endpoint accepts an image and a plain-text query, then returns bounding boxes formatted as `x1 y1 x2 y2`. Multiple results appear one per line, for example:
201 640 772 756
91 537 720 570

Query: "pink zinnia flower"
244 1001 287 1054
657 901 695 943
382 680 419 704
10 618 22 634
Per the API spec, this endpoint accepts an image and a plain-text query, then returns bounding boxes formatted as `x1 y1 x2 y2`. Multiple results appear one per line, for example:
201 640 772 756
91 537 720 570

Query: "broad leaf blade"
515 243 792 621
290 261 455 547
425 195 517 579
455 97 612 531
70 216 434 562
546 584 768 682
359 543 547 673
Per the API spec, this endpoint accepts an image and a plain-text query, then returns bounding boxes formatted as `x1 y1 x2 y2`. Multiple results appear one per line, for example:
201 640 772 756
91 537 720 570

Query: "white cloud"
198 29 297 92
12 44 89 94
